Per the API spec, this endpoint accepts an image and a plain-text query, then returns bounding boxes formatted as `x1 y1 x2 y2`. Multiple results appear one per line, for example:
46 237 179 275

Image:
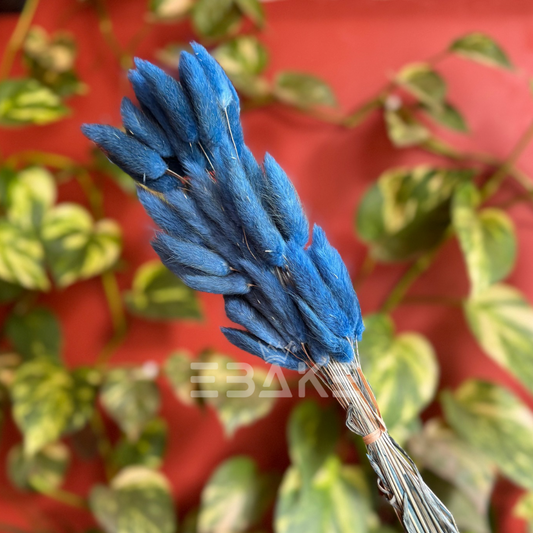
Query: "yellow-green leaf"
192 0 242 39
356 166 472 262
396 63 447 107
453 183 516 296
0 78 68 126
164 351 197 406
360 314 438 442
464 283 533 394
7 441 69 493
100 367 161 440
90 467 177 533
111 418 167 471
198 457 273 533
442 380 533 490
11 359 74 454
125 260 202 320
514 492 533 533
0 220 49 290
149 0 194 20
234 0 264 27
275 455 372 533
5 307 62 361
422 101 468 132
6 166 56 231
409 419 495 524
450 33 512 69
384 107 430 147
274 71 336 108
42 203 122 287
200 353 278 436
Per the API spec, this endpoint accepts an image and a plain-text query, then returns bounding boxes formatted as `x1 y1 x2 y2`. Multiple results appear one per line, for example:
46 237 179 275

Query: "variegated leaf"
200 353 278 436
125 260 202 320
442 380 533 490
7 441 69 493
274 72 336 108
100 366 161 440
357 166 472 261
514 492 533 533
359 314 438 441
42 203 121 287
452 183 516 296
164 351 197 406
275 456 372 533
90 467 176 533
450 33 512 69
198 456 273 533
396 63 446 107
464 284 533 394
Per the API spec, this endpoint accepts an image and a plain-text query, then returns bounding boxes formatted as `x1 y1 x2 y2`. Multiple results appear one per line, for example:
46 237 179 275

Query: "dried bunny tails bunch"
82 43 458 533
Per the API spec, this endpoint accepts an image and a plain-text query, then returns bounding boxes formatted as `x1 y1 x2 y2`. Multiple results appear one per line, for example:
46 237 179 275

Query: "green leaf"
23 27 86 98
384 107 430 147
422 102 468 132
450 33 512 69
234 0 264 27
198 457 273 533
0 278 24 303
148 0 194 20
7 441 69 493
409 419 495 525
396 63 447 107
514 492 533 533
5 307 62 361
0 78 68 126
111 418 167 471
89 467 177 533
274 72 336 108
66 366 99 434
100 366 161 440
213 37 270 98
164 351 197 406
200 353 278 436
452 183 516 296
275 455 372 533
11 359 75 454
359 314 438 441
192 0 242 39
464 283 533 394
6 166 56 231
92 148 137 195
125 260 202 320
442 380 533 490
287 400 339 484
42 203 122 287
0 220 49 290
356 166 472 262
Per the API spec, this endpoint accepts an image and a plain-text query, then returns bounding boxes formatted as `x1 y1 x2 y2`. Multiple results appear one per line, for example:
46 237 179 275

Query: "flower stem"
0 0 40 81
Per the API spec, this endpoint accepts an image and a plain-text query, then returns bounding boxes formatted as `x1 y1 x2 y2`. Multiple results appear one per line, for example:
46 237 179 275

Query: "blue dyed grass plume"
82 44 459 533
82 43 363 372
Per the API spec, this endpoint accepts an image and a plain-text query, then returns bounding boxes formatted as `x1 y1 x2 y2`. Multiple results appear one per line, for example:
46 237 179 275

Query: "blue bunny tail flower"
82 43 364 370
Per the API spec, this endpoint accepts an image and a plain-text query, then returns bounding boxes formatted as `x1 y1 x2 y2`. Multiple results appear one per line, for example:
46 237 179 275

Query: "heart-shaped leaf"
7 441 69 493
164 351 197 406
357 166 472 262
5 307 62 361
100 366 161 440
149 0 194 20
442 380 533 490
422 102 468 132
0 78 68 126
274 72 336 108
234 0 264 27
198 456 274 533
464 283 533 394
452 183 516 296
359 314 438 440
450 33 512 69
42 203 122 288
396 63 446 107
89 467 177 533
192 0 242 39
125 260 202 320
384 107 430 147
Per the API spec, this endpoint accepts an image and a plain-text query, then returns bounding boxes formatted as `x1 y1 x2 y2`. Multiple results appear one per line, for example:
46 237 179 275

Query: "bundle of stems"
83 43 459 533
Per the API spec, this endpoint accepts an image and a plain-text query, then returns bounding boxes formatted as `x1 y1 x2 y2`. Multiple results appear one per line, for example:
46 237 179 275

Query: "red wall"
1 1 533 531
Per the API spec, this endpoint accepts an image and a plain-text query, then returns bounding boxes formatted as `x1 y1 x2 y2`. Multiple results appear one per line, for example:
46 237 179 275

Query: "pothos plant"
1 1 533 533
